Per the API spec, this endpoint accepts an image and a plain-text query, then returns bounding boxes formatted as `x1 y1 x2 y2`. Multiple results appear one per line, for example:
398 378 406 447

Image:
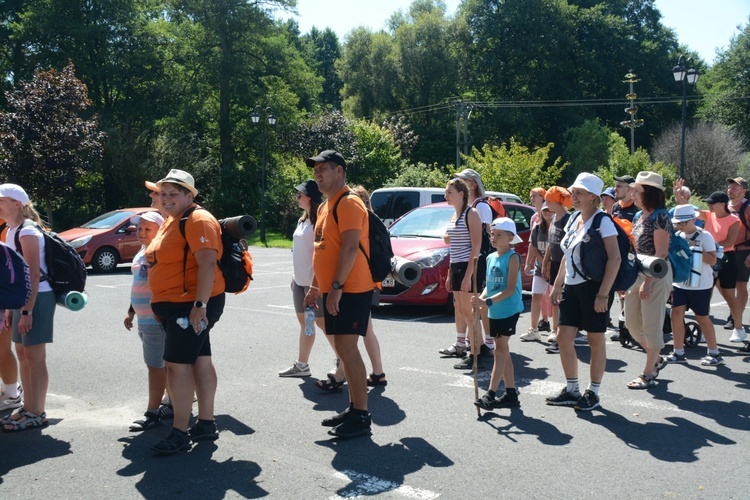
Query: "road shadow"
0 420 72 484
577 409 734 462
117 415 265 498
478 408 574 446
656 387 750 431
299 379 406 427
316 436 452 497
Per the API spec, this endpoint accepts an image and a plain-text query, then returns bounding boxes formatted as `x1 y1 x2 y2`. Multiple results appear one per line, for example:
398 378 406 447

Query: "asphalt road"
1 247 748 499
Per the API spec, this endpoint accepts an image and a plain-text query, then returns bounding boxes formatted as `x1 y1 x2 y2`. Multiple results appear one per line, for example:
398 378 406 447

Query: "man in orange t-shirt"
304 149 374 439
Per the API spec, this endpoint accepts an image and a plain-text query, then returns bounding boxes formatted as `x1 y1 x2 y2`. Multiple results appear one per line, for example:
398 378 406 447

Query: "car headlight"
69 236 92 249
413 248 450 269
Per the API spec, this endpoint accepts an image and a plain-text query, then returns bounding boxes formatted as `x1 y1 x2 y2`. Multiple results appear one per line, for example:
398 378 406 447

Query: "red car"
59 207 156 272
380 201 535 309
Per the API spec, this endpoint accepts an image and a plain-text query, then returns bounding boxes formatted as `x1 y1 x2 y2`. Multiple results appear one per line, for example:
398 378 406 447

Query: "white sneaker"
548 331 558 343
729 329 747 343
279 361 311 377
519 328 541 341
0 391 22 411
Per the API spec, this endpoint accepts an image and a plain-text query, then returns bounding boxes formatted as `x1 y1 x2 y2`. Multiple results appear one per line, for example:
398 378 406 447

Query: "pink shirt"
701 211 740 251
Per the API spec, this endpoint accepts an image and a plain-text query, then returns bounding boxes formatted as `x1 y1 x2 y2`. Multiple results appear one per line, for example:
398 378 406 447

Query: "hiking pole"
472 257 481 417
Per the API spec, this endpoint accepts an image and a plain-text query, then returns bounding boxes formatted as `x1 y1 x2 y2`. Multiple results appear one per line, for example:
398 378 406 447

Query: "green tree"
301 26 343 109
595 132 675 194
562 119 612 182
384 161 450 188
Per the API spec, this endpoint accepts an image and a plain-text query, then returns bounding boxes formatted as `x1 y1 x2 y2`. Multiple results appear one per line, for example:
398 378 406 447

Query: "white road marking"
331 470 439 499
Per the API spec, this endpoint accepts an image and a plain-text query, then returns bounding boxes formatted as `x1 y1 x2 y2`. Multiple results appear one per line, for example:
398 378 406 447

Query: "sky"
276 0 750 65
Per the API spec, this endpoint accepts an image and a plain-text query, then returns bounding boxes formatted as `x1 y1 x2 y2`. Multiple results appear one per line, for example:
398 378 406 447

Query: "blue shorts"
671 287 712 316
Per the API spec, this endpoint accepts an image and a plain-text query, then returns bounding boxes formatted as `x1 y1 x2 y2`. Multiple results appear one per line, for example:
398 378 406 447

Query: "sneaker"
158 404 174 420
328 411 371 438
519 328 541 342
474 392 496 411
609 330 621 341
493 391 520 408
574 332 588 345
189 420 219 441
0 392 22 412
665 351 687 363
537 319 551 332
700 353 726 366
545 388 581 407
739 342 750 353
480 344 495 358
545 342 560 354
723 314 734 330
548 331 558 343
278 362 311 377
322 404 353 427
729 329 747 343
151 428 192 455
574 390 600 411
439 343 467 357
454 354 479 370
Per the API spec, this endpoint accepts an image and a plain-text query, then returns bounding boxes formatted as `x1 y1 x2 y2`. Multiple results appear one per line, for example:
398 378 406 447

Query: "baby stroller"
619 303 702 348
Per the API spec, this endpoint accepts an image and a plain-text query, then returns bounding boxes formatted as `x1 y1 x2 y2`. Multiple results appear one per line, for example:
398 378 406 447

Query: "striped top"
447 208 472 263
130 247 158 326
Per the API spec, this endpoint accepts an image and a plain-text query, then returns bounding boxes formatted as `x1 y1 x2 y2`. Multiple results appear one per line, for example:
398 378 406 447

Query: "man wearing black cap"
727 177 750 343
303 150 374 438
612 175 638 222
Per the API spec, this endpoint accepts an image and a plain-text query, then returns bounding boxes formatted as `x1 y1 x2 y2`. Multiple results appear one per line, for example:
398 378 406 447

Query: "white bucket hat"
490 217 522 244
569 172 604 197
671 204 698 224
454 169 486 198
0 183 29 206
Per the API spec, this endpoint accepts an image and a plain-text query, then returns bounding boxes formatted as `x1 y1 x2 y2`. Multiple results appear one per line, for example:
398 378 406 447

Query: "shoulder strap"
13 220 50 283
179 206 201 294
332 191 370 265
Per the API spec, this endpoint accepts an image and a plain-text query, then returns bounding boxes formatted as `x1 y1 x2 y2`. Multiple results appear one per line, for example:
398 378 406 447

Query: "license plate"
382 275 395 287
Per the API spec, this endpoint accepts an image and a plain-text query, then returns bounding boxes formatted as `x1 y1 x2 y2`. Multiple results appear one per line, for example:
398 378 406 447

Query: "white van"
370 187 522 226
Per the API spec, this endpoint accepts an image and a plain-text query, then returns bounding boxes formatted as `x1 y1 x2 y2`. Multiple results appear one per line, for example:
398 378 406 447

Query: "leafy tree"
384 161 450 188
594 132 675 194
0 63 104 227
300 26 343 109
348 119 401 189
562 119 612 182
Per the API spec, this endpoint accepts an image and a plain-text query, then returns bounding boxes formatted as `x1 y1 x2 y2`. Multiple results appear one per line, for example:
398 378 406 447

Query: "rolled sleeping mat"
392 257 422 287
220 215 257 239
56 291 88 312
637 255 668 279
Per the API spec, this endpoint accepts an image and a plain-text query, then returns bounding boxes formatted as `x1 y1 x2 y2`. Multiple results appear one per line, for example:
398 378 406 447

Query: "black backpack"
0 241 32 309
179 207 254 294
14 220 87 292
568 211 639 292
332 192 394 283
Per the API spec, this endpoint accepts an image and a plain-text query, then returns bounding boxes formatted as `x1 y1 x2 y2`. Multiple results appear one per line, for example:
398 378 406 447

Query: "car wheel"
92 247 119 273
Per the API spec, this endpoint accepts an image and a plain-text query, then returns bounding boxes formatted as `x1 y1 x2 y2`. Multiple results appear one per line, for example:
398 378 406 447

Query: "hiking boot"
322 404 353 427
439 343 467 357
545 342 560 354
700 353 726 366
493 391 520 408
189 420 219 441
545 388 580 407
729 329 747 343
537 319 551 332
328 411 371 438
723 315 734 330
454 354 480 370
519 328 541 342
474 392 496 411
665 351 687 363
278 362 311 377
151 429 192 455
574 390 600 412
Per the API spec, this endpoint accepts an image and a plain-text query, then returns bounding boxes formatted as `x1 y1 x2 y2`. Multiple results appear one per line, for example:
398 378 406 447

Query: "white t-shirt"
292 218 315 287
674 229 716 290
473 201 493 224
6 223 52 293
561 210 618 286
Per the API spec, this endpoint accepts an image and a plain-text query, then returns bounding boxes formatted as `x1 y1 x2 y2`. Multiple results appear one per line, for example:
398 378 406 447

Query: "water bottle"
688 245 703 287
716 245 724 261
177 317 207 334
304 306 315 336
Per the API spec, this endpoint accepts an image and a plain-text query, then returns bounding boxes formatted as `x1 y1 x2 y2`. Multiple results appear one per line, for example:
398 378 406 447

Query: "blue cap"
602 187 616 199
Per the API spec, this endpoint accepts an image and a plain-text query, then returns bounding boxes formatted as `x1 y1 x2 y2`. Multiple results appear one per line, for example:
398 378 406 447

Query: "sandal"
367 373 388 387
627 374 656 390
2 410 48 432
315 373 345 393
654 356 668 377
2 407 25 425
129 410 161 432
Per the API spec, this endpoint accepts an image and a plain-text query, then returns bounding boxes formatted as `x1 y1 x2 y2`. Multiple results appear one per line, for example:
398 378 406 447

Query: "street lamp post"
251 106 277 246
672 56 698 180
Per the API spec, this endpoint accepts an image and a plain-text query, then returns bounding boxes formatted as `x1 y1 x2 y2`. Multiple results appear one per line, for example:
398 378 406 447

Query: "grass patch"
247 230 292 249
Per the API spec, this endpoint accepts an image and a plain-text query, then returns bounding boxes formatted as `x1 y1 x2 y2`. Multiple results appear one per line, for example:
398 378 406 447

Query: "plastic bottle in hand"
304 306 315 336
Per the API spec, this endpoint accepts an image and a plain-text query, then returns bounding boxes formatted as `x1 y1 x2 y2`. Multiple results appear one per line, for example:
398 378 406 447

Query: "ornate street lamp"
251 106 277 246
672 56 699 179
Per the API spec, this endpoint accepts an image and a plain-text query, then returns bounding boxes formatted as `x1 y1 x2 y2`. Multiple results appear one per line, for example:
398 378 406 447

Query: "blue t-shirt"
486 250 524 320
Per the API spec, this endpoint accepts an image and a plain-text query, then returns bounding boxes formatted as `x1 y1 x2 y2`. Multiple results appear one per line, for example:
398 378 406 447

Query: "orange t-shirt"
146 206 225 303
313 187 373 293
0 218 7 242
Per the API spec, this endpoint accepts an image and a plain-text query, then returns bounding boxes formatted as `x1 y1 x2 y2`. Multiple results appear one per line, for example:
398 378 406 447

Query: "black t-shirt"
613 201 638 222
548 212 570 263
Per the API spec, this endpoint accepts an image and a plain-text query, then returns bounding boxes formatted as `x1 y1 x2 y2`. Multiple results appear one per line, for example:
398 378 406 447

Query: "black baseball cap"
305 149 347 170
615 175 636 184
703 191 729 204
295 179 322 203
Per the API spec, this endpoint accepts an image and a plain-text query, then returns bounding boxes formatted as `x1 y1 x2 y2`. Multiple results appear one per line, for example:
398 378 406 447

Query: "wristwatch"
21 310 32 316
332 281 343 290
194 301 207 309
485 298 493 307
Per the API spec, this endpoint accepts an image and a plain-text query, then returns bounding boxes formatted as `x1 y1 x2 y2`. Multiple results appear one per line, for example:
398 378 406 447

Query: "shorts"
152 293 225 364
323 291 372 336
531 274 550 295
12 290 56 346
558 280 613 333
371 288 381 309
292 281 324 317
735 249 750 282
450 262 476 292
671 287 712 316
549 260 561 286
138 322 166 368
717 250 737 289
488 313 520 338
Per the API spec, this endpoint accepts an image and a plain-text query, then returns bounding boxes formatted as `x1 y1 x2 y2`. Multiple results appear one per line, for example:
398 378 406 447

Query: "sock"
588 381 601 396
708 349 720 356
295 360 309 368
673 349 685 356
484 337 495 348
3 383 19 399
566 378 580 395
456 334 466 346
198 419 214 425
486 389 496 399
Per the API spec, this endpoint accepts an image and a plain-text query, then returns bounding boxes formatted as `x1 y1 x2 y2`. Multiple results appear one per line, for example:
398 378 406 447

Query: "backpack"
0 241 32 309
635 209 691 283
14 221 87 292
179 207 254 294
332 192 394 283
733 199 750 248
568 211 639 292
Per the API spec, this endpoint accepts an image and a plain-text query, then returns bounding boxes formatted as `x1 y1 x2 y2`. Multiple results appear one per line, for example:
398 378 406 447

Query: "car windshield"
389 205 455 238
80 210 134 229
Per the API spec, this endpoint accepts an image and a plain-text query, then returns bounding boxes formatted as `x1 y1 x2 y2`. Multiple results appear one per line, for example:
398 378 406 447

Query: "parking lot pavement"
1 247 748 498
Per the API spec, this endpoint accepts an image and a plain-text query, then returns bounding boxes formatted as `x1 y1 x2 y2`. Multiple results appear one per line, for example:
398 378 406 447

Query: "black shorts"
323 291 372 336
549 260 561 286
735 249 750 282
671 287 712 316
152 293 225 364
489 313 520 338
450 262 476 292
558 280 613 333
717 250 738 289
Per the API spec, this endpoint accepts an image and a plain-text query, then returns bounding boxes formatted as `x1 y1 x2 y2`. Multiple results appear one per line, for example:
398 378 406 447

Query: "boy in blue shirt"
472 218 525 410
